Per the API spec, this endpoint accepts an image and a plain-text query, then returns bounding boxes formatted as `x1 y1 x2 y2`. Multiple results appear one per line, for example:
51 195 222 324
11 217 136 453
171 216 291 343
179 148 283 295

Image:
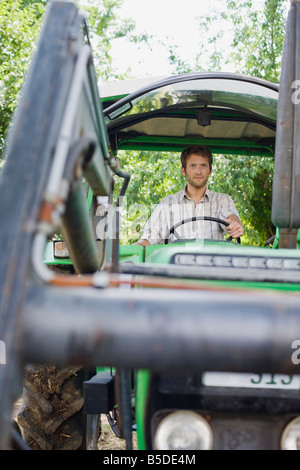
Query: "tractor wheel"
17 365 99 450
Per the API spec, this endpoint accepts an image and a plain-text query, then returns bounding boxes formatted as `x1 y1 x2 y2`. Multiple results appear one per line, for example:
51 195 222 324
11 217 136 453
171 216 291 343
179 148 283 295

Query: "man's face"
181 153 211 189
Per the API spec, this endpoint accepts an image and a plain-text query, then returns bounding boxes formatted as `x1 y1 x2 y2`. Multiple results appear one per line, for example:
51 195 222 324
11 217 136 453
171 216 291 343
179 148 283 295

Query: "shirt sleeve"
218 194 240 230
139 203 169 245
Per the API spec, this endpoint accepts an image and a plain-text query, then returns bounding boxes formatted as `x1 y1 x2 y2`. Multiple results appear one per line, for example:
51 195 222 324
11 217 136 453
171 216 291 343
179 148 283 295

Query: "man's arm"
134 200 169 246
223 214 244 239
135 239 150 246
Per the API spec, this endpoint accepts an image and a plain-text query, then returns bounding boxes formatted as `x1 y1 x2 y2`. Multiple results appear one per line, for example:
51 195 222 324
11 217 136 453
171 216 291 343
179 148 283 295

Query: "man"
137 145 244 246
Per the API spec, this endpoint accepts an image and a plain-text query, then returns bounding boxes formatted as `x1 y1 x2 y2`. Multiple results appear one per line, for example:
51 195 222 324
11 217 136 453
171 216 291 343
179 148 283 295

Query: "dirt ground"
98 414 138 450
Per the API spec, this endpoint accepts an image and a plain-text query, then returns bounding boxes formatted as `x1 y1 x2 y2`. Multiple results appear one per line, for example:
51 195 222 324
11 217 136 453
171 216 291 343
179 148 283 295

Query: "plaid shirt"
140 187 240 244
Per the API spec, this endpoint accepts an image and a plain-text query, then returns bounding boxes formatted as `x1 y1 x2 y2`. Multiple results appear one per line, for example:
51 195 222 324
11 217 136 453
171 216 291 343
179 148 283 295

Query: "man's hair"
180 145 213 170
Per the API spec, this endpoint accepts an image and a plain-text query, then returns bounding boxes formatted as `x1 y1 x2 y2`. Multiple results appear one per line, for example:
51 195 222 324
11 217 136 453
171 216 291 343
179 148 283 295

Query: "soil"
98 415 138 450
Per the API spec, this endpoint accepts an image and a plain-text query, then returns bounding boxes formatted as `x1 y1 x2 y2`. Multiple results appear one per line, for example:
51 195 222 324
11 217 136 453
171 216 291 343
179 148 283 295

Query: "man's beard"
187 175 209 189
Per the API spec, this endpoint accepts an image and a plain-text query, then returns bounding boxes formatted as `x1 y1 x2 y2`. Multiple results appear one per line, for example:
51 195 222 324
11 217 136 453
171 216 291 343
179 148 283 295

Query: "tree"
114 150 185 244
191 0 288 79
226 0 288 82
78 0 147 81
187 0 287 244
212 0 288 243
0 0 146 156
0 0 288 245
210 154 274 245
0 0 47 155
117 0 288 246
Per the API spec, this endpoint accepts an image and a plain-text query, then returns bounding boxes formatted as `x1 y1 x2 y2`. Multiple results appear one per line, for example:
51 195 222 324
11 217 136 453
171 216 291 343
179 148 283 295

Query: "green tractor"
1 0 300 451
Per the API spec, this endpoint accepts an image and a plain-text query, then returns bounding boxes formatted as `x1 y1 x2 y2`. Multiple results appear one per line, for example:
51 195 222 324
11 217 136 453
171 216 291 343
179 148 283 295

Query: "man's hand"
134 239 150 246
224 215 244 239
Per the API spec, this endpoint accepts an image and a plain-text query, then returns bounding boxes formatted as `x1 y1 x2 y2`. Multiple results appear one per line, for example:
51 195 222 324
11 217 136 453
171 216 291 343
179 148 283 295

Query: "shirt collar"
182 185 211 201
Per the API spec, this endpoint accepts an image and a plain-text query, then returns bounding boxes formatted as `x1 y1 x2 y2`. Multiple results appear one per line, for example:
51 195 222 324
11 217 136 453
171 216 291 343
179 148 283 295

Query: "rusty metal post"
272 1 300 242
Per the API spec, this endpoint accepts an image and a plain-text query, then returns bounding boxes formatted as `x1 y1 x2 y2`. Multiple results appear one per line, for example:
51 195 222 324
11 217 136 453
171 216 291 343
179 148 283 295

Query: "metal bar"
272 1 300 229
45 44 91 199
117 143 274 156
0 1 84 449
278 228 298 249
61 181 99 274
117 136 275 148
119 262 300 284
22 284 300 374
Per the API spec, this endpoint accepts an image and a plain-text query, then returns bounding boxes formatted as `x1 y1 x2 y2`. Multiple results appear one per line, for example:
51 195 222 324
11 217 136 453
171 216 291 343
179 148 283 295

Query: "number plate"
202 372 300 390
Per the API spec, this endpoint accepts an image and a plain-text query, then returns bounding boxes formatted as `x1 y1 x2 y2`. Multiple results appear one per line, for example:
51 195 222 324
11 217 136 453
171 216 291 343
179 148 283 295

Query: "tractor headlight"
281 417 300 450
153 410 213 450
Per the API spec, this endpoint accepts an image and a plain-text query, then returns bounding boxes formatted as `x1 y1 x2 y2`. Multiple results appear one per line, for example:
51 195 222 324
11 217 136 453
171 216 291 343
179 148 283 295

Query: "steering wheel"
164 216 241 244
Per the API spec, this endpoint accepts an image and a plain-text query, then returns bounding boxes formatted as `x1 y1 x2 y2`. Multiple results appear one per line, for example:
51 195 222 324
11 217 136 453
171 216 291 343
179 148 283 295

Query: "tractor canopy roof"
100 72 278 157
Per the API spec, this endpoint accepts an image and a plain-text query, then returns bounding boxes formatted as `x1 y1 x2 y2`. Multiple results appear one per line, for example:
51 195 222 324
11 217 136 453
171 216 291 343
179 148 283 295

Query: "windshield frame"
104 72 278 124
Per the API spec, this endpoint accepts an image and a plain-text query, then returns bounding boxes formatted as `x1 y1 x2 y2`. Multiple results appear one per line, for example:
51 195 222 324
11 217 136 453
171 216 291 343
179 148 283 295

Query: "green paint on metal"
135 370 150 450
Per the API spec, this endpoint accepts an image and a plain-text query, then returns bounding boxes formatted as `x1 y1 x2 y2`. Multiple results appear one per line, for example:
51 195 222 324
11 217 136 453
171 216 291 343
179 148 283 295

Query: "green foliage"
0 0 47 154
114 151 184 243
147 0 287 246
77 0 138 80
207 0 286 244
115 151 275 246
193 0 288 79
116 0 286 246
166 44 194 74
0 0 151 157
226 0 287 82
0 0 288 247
210 155 275 245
